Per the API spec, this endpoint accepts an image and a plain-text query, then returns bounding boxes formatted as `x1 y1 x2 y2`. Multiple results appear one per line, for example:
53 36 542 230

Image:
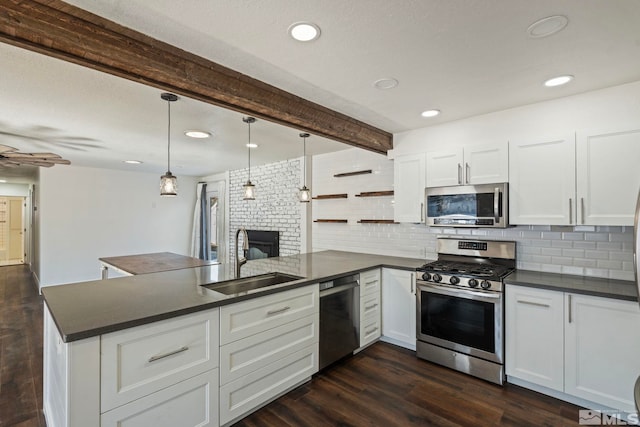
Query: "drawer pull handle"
517 300 550 308
364 303 379 310
148 346 189 363
267 306 291 316
365 327 379 335
365 280 377 286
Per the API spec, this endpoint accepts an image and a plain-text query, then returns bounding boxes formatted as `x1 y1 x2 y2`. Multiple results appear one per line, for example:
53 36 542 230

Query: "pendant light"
242 117 256 200
298 133 311 202
160 92 178 196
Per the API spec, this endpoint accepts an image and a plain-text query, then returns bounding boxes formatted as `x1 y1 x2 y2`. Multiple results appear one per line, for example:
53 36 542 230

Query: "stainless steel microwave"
425 183 509 228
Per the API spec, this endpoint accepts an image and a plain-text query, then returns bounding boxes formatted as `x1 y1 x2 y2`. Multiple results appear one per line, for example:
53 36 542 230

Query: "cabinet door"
509 135 576 225
464 142 508 185
394 153 426 223
425 149 463 187
381 269 416 350
565 294 640 412
576 128 640 225
505 286 564 392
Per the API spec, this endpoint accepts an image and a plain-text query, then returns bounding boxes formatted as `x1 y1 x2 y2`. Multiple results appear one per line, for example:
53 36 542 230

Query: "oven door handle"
419 282 501 299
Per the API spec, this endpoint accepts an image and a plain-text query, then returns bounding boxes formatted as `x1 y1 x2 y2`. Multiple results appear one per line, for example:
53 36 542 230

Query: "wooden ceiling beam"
0 0 393 153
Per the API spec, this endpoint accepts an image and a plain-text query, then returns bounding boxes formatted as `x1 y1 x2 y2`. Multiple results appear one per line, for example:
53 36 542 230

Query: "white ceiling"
2 0 640 181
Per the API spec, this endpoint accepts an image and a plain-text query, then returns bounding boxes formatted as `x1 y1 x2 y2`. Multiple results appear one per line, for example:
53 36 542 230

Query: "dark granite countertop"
505 269 638 302
42 250 425 343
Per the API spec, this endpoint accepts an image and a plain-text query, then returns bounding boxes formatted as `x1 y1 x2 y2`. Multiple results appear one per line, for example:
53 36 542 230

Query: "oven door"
416 281 503 364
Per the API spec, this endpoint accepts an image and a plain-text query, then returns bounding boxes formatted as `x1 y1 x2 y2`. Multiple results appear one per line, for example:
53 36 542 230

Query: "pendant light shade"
242 117 257 200
160 93 178 196
298 133 311 202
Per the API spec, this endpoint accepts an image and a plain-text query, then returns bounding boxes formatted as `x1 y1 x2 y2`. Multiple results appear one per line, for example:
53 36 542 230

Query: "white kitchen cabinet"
505 286 564 392
506 285 640 413
359 269 381 349
565 293 640 412
381 268 416 350
509 135 576 225
576 127 640 225
425 142 508 188
393 153 426 223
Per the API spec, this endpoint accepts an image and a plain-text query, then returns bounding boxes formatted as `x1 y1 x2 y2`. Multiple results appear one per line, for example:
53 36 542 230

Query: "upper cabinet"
576 128 640 226
425 142 508 188
393 153 425 223
510 128 640 226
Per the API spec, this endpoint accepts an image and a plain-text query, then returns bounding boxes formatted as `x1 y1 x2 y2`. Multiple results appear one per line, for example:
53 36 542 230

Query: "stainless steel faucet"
234 227 249 278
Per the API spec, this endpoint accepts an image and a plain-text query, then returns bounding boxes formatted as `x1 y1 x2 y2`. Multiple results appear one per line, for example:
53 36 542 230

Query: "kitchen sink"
202 272 304 295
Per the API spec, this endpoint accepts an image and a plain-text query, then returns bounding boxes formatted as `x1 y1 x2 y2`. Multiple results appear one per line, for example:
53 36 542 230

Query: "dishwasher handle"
319 280 359 297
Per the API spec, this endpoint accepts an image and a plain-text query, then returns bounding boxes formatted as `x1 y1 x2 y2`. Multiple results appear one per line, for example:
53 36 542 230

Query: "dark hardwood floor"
0 264 582 427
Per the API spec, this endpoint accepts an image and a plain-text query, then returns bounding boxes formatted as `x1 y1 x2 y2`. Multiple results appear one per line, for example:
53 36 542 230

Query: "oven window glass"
427 193 501 218
420 291 495 353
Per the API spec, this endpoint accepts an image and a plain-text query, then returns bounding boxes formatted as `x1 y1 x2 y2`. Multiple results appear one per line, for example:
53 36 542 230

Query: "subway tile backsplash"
312 148 635 281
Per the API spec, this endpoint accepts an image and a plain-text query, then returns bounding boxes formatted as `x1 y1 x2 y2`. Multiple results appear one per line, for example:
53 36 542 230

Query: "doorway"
0 196 25 265
206 181 226 263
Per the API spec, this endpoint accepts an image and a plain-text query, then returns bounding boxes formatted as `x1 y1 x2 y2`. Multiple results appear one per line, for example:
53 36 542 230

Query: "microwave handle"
494 187 500 224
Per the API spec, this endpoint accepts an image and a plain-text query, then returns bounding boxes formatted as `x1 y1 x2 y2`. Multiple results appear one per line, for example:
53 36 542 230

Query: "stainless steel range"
416 238 516 385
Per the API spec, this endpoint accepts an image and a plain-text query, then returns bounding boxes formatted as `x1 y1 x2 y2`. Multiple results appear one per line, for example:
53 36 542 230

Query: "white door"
464 142 509 185
425 148 463 187
381 268 416 350
565 293 640 413
576 128 640 226
505 285 564 392
509 135 576 225
393 153 425 223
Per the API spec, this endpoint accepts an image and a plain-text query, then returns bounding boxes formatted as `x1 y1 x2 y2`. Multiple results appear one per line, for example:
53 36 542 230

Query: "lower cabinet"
381 268 416 350
506 285 640 413
359 269 381 348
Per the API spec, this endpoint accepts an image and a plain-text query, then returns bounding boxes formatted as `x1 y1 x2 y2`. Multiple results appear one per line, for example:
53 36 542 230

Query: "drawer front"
101 309 219 412
220 314 318 385
360 292 380 319
360 312 381 347
219 344 317 425
360 269 381 297
220 285 318 345
101 370 218 427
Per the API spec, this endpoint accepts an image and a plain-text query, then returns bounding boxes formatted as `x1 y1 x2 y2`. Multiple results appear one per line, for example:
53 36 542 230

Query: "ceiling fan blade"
0 144 18 153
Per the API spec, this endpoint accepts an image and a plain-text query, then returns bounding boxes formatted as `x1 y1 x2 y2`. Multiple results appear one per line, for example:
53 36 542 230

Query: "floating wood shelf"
355 190 394 198
333 169 372 178
314 219 348 223
312 193 348 200
357 219 399 224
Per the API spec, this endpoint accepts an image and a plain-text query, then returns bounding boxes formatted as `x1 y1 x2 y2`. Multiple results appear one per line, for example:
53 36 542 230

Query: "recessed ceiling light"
544 75 573 87
185 130 211 139
0 179 6 183
421 109 441 118
123 160 143 164
373 78 399 90
246 143 258 148
527 15 569 38
288 22 321 42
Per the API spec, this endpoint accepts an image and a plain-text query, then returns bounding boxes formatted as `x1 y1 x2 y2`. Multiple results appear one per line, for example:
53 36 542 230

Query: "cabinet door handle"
267 306 291 316
569 198 573 224
365 327 379 335
457 163 462 184
568 294 572 323
420 202 424 222
581 197 585 224
148 346 189 363
364 303 379 310
517 300 549 308
465 162 470 184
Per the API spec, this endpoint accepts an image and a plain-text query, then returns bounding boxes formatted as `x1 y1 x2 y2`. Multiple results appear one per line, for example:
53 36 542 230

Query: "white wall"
38 165 198 287
0 183 30 196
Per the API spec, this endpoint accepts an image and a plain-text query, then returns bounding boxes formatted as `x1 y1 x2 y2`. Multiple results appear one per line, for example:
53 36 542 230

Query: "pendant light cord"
167 98 171 173
302 136 306 186
247 121 251 181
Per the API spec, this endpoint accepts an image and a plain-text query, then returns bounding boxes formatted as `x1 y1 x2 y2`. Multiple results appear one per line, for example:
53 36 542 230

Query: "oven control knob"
449 276 460 285
432 273 442 282
468 278 478 288
480 280 491 290
421 272 432 281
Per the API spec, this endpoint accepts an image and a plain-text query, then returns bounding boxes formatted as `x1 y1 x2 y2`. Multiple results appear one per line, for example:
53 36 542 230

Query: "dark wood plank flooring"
0 264 582 426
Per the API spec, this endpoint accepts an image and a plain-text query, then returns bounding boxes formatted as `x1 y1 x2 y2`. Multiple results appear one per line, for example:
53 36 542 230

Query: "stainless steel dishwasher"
319 273 360 370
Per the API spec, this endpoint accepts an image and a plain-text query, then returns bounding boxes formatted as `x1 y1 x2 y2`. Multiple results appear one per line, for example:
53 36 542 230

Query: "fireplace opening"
246 230 279 260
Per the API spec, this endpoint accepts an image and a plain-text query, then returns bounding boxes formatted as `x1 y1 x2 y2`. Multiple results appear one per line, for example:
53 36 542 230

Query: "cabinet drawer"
360 292 380 319
220 314 318 385
219 344 317 425
101 309 219 412
220 285 318 345
360 312 381 348
360 269 381 297
101 370 218 427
